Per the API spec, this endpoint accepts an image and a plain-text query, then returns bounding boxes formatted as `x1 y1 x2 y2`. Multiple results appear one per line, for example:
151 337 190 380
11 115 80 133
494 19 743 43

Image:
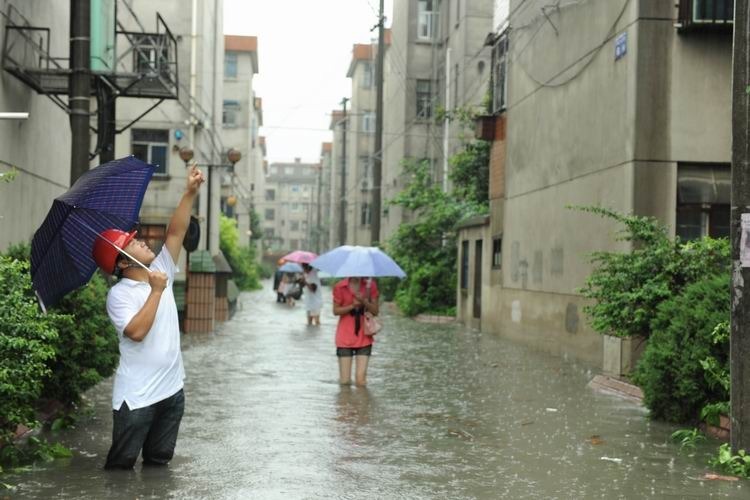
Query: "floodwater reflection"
2 283 748 498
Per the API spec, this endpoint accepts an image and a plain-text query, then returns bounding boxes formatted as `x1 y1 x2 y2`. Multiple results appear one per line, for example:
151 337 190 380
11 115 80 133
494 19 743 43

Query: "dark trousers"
104 389 185 470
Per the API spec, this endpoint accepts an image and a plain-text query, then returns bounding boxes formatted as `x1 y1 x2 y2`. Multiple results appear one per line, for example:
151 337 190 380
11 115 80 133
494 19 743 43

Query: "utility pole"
338 97 349 246
731 0 750 453
316 162 323 253
69 0 91 184
370 0 385 246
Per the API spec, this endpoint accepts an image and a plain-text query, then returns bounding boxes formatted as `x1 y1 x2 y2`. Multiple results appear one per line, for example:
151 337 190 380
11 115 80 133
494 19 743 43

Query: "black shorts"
336 345 372 357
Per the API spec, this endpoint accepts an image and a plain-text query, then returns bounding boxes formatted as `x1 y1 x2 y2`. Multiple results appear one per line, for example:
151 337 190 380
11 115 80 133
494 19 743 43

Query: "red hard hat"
92 228 137 274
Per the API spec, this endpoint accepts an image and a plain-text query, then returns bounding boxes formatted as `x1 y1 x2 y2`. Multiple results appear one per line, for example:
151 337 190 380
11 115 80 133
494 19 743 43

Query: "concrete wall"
478 0 732 369
0 0 72 251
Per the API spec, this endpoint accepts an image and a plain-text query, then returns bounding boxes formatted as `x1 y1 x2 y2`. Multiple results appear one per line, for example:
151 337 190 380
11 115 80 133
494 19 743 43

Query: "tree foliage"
577 207 729 339
387 143 488 315
219 214 261 290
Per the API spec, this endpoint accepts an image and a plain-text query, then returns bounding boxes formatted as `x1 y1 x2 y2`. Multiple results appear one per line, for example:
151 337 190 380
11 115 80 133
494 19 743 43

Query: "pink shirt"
333 278 380 348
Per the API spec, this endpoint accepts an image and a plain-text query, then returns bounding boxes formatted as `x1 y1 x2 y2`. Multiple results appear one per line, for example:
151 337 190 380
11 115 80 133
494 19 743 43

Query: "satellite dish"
183 215 200 252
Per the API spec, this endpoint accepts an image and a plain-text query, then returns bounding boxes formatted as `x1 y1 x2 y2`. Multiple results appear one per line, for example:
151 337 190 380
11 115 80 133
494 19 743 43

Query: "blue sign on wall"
615 32 627 61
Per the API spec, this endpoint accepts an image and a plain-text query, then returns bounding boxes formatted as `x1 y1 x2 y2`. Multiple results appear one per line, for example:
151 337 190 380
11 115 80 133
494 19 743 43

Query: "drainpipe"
443 47 451 193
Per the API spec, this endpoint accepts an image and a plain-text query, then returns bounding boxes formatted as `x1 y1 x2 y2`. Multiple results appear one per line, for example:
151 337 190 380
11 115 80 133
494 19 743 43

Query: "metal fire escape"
1 2 178 162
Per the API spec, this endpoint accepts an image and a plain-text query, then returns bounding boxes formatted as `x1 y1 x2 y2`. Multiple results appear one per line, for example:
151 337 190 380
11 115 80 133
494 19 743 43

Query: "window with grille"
265 189 275 201
491 33 509 114
132 129 168 175
417 0 438 40
362 112 375 133
360 203 372 226
225 52 238 78
676 163 730 241
362 62 373 88
223 100 240 127
265 209 275 220
416 80 432 119
291 221 300 231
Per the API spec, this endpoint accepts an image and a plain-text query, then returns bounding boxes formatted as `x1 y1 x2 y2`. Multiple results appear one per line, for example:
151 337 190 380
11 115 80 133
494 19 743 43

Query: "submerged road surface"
3 282 747 498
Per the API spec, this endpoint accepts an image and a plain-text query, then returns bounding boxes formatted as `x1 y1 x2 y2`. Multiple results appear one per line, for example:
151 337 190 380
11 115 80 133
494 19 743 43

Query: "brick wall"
185 273 216 333
489 115 507 201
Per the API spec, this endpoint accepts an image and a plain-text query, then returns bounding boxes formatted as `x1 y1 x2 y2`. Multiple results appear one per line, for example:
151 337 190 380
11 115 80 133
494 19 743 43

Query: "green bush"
44 273 119 404
577 207 729 339
632 274 729 423
258 261 274 280
387 155 486 317
0 257 58 443
219 214 261 290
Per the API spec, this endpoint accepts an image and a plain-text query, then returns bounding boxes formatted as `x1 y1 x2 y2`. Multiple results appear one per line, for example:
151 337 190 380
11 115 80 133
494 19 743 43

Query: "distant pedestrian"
301 263 322 326
94 165 204 470
278 273 291 304
273 262 286 303
332 277 379 386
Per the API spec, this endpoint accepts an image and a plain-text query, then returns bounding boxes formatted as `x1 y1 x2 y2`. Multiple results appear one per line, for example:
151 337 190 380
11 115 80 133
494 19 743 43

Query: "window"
291 185 300 193
360 202 372 226
676 163 730 241
460 240 469 289
416 80 432 119
362 62 373 88
362 112 375 133
133 34 169 79
360 156 372 190
223 100 240 127
225 52 238 78
291 221 300 231
132 129 168 175
263 228 275 238
285 166 294 175
265 189 275 201
291 203 300 212
265 209 275 220
678 0 733 30
491 33 509 113
137 224 166 254
417 0 438 40
492 237 502 268
302 220 308 230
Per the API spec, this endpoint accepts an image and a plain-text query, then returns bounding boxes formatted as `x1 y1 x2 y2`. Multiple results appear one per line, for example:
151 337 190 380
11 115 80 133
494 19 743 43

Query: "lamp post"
177 147 242 253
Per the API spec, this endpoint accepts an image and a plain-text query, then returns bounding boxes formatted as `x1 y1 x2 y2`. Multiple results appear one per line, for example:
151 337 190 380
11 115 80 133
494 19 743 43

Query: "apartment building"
457 0 733 371
221 35 260 248
263 159 319 253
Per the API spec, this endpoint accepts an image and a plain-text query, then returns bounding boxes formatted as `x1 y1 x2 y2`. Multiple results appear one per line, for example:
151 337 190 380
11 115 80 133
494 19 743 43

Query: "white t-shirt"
106 248 185 410
303 269 323 312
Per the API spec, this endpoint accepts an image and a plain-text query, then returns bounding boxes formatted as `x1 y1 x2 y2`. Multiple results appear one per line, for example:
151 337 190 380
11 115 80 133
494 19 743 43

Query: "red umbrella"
281 250 317 264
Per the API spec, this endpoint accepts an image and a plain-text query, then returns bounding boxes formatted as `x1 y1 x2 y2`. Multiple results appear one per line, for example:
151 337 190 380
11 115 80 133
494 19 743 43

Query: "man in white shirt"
92 166 204 470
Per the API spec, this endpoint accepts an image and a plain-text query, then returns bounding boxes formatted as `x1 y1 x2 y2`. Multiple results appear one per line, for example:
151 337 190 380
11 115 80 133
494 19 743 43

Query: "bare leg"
307 313 313 326
354 355 370 386
338 356 353 385
313 315 320 326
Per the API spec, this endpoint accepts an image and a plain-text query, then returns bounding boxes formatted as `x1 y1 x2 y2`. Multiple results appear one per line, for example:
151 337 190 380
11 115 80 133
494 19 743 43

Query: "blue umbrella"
310 245 406 278
31 156 155 309
278 262 303 273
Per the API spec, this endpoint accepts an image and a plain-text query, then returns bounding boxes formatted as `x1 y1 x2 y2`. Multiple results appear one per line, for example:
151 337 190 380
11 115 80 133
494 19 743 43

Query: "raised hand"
149 271 168 293
186 165 205 194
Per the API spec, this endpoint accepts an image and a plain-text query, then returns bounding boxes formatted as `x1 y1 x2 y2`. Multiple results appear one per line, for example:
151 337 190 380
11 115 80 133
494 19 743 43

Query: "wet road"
3 282 748 498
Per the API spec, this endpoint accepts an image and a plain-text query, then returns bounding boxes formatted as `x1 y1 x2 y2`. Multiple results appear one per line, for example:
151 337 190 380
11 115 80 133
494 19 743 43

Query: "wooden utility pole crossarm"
731 0 750 453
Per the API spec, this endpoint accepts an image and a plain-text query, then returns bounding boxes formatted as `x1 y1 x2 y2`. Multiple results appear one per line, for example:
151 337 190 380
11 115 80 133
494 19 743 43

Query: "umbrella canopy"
278 262 303 273
31 156 155 308
281 250 318 264
310 245 406 278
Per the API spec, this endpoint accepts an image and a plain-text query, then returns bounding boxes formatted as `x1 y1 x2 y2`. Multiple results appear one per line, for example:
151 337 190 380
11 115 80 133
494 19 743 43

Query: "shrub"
632 274 729 423
219 214 261 290
577 207 729 339
0 257 58 443
44 273 119 404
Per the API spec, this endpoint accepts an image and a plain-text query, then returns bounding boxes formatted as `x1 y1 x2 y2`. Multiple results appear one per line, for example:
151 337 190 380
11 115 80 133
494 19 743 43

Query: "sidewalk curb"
588 374 643 403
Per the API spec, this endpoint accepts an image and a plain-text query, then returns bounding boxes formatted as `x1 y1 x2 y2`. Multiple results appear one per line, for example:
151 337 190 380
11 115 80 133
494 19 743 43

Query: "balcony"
2 9 178 100
676 0 733 32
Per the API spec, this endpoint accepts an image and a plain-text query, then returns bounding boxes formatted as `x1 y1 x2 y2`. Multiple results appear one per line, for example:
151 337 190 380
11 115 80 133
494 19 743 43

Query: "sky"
223 0 393 164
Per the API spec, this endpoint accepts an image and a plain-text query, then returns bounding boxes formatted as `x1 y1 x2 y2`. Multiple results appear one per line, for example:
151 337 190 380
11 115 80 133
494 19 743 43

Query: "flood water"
2 282 747 499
